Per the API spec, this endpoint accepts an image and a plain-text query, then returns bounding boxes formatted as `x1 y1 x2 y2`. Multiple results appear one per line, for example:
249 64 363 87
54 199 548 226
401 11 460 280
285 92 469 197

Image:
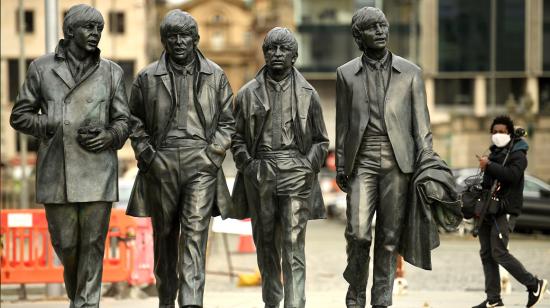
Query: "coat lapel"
294 69 312 132
383 54 405 119
251 77 269 152
52 62 75 90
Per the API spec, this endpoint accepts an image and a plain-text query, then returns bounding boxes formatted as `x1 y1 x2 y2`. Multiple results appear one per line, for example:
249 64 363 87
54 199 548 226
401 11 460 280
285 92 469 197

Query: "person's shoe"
472 299 505 308
527 278 548 307
346 286 366 308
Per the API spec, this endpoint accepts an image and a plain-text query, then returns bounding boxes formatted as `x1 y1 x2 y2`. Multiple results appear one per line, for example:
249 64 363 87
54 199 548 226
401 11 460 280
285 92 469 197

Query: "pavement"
2 219 550 308
1 290 549 308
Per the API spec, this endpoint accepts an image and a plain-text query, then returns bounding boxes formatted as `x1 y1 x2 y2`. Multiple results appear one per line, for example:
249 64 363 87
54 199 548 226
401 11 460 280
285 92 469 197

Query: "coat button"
64 120 70 125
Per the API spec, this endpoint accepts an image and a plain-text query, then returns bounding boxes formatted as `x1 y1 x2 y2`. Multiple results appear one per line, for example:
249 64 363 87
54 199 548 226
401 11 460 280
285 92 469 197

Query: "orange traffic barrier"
126 217 155 286
1 209 135 284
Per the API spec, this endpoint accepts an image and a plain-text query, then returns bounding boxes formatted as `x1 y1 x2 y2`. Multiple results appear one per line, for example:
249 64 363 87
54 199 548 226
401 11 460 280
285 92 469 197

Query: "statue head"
351 7 389 53
262 27 298 79
62 4 104 54
160 9 200 65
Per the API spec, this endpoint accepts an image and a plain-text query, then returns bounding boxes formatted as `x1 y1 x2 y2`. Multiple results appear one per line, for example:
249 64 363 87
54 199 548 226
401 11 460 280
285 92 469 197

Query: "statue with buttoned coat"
10 4 130 308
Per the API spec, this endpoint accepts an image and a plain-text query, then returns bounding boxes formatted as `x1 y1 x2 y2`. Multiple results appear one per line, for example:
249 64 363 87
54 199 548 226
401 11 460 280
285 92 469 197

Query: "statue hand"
79 127 114 153
336 171 349 193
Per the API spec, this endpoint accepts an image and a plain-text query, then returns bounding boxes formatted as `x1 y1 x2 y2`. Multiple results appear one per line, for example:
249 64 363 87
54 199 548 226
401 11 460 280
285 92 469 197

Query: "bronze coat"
10 41 130 204
230 67 329 220
126 51 236 218
335 55 433 176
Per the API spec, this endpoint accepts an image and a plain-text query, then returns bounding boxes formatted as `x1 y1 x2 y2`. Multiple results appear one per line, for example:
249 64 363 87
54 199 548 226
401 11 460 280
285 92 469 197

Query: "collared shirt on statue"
165 56 206 143
363 51 391 136
257 73 296 152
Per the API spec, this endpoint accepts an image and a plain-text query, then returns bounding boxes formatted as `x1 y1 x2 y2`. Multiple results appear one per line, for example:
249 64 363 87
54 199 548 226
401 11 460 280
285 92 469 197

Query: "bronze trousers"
44 202 112 308
343 137 410 307
146 144 217 308
244 151 314 308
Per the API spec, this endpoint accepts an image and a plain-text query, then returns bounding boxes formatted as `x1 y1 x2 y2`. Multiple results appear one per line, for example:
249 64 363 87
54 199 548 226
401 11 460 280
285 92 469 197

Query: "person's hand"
336 171 349 193
478 155 490 171
79 127 114 152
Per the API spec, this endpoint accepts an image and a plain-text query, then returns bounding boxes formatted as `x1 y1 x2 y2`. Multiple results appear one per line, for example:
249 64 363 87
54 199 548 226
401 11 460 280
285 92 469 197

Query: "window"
383 0 420 61
109 12 125 34
543 1 550 71
434 78 474 107
15 10 34 33
438 0 525 72
114 60 135 95
486 78 525 106
496 0 525 71
8 59 33 102
438 0 490 71
539 78 550 114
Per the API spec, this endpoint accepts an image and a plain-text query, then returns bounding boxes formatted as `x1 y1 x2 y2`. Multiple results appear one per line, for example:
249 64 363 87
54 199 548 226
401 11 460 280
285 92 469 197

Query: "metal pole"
44 0 64 298
17 0 29 299
18 0 29 210
45 0 58 53
489 0 497 112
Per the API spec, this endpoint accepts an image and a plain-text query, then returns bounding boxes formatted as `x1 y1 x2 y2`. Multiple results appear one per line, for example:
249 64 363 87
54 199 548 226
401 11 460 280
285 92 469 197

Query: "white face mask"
492 133 511 148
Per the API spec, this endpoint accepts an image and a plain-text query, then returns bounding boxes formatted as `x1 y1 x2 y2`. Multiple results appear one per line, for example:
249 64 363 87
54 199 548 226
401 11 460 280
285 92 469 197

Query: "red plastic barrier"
1 209 135 284
126 217 155 286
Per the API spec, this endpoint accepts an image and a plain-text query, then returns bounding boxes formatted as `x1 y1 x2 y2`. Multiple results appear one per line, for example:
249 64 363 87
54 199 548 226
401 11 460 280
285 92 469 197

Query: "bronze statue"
125 9 235 308
231 27 329 308
335 7 433 308
10 4 130 308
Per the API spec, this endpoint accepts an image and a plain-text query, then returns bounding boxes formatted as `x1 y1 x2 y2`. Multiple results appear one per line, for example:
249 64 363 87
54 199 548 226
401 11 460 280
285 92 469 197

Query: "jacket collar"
52 39 100 89
154 49 213 76
254 66 312 90
54 39 101 62
253 66 313 112
354 50 404 75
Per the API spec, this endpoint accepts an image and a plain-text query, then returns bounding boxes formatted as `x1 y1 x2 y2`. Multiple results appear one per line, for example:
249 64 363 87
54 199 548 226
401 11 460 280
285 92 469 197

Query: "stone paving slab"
1 291 549 308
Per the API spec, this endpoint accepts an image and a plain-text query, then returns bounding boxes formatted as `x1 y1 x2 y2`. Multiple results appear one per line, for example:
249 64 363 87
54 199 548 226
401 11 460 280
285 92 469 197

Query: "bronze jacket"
10 40 130 204
126 51 236 218
335 54 433 175
230 67 329 219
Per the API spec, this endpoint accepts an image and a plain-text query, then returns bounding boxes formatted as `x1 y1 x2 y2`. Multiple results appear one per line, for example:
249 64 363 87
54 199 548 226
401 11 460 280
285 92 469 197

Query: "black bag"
460 172 484 219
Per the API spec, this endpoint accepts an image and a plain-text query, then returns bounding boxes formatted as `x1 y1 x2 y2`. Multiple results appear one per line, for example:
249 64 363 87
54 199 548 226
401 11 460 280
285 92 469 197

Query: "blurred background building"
2 0 550 209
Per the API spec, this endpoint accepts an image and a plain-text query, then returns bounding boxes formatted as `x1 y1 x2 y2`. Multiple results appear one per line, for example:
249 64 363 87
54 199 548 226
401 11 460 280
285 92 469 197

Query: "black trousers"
244 151 314 308
344 137 410 307
44 202 112 308
146 145 217 308
478 214 537 301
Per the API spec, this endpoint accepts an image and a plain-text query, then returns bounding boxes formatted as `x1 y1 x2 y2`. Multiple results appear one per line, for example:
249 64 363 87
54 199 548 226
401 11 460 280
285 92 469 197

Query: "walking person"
473 115 547 308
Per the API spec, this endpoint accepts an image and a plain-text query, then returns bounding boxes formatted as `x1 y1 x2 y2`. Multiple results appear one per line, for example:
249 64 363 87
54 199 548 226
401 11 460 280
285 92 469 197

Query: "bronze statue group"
10 4 547 308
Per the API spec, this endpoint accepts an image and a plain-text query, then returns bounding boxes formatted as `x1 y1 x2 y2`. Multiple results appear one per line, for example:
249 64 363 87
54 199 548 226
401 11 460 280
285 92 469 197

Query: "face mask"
492 133 511 148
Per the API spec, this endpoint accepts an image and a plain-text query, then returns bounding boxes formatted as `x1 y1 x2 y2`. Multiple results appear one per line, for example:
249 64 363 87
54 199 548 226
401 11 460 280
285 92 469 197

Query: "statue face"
70 21 103 53
264 43 296 74
164 30 196 64
358 18 389 51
